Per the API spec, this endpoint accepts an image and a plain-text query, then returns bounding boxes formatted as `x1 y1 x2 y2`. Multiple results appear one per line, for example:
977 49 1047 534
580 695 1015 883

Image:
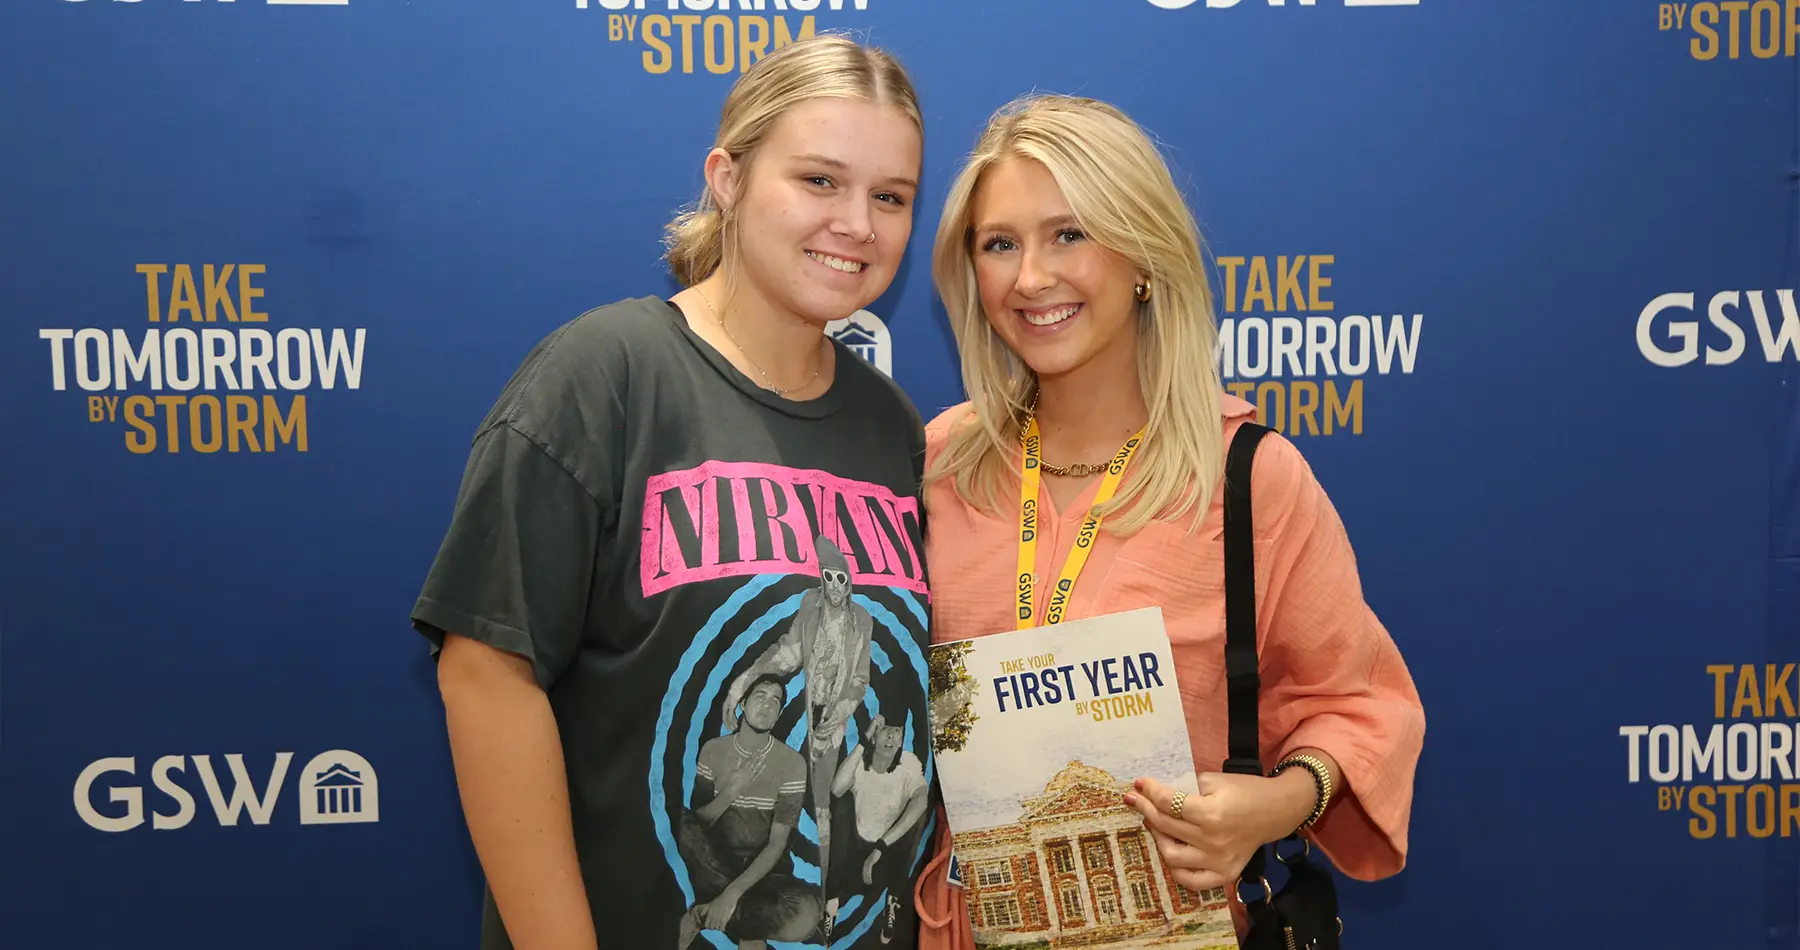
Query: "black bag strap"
1222 422 1274 881
1223 421 1272 776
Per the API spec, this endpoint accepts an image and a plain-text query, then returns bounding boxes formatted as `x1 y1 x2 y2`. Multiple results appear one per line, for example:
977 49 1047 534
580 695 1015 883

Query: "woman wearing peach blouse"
910 94 1427 949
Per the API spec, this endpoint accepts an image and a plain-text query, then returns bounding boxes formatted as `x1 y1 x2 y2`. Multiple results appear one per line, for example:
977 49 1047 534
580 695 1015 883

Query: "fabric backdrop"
2 1 1796 947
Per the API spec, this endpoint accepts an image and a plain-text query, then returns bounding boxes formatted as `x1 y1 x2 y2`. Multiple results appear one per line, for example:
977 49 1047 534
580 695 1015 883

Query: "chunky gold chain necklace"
1022 392 1121 478
694 286 824 396
1039 458 1115 477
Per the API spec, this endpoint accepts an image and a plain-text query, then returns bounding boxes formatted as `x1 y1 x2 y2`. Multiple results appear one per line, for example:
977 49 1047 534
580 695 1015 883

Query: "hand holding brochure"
927 606 1239 948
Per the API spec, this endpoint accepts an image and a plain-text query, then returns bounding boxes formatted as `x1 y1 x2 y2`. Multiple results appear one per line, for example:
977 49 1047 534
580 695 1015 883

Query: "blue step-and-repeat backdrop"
2 1 1796 947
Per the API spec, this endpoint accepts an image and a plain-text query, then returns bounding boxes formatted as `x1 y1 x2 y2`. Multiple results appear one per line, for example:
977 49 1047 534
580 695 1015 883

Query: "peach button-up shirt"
912 393 1426 950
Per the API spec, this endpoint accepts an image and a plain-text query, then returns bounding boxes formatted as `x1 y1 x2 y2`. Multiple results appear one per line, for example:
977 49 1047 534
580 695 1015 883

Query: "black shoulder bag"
1221 422 1343 950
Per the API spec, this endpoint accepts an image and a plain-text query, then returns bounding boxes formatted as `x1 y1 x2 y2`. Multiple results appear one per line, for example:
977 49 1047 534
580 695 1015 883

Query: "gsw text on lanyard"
1016 418 1147 630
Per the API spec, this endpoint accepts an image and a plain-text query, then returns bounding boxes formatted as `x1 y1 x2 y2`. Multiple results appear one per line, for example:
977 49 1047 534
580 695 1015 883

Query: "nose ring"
864 231 875 243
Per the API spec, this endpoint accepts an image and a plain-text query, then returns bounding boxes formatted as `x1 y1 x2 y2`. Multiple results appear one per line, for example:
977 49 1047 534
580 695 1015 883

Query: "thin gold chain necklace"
694 286 824 396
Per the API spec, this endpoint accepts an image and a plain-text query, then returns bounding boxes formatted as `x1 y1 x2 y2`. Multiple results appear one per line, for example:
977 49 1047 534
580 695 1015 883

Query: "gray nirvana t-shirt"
410 296 937 950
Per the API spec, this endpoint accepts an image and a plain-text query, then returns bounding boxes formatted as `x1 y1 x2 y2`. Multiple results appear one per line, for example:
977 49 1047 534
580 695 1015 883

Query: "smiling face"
711 97 922 329
968 157 1145 384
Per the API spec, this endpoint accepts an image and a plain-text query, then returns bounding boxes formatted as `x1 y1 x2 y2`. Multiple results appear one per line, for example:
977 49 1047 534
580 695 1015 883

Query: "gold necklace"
1039 458 1115 477
1021 393 1125 478
694 287 824 396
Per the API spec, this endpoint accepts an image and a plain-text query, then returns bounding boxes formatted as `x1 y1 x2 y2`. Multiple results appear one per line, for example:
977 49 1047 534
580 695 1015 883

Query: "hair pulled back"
662 33 923 287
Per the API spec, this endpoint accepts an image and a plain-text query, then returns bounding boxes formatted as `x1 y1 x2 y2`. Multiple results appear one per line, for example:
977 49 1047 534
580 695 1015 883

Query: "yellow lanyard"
1016 417 1146 628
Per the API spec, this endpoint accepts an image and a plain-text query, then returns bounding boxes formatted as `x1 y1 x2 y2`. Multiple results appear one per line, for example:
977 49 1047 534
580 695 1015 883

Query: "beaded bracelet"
1270 754 1333 830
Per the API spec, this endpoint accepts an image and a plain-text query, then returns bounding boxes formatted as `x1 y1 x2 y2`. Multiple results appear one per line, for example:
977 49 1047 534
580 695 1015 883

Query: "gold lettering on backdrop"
633 14 815 74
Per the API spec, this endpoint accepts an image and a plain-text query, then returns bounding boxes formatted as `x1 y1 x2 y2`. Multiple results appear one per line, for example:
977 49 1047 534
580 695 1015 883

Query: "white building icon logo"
827 309 893 377
298 750 379 825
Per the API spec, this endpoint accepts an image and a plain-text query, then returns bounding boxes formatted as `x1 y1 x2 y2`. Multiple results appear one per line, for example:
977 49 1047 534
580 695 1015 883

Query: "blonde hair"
663 33 923 287
926 94 1226 537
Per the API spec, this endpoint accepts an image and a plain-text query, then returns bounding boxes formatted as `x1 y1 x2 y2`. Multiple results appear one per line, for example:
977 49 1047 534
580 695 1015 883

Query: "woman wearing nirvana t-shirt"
409 36 939 950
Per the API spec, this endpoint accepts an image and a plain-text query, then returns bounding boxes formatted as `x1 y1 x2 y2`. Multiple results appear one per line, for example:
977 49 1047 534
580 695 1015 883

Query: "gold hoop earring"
1134 280 1152 302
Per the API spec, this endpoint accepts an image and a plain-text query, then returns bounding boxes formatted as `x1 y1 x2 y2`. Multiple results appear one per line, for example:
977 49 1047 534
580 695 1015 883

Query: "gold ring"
1169 790 1186 820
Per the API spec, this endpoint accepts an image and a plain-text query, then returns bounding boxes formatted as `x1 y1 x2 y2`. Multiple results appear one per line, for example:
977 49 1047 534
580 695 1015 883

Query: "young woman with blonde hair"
913 93 1425 948
410 34 941 950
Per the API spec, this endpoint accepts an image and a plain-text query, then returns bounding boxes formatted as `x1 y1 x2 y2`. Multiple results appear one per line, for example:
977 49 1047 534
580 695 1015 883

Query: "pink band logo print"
641 460 927 598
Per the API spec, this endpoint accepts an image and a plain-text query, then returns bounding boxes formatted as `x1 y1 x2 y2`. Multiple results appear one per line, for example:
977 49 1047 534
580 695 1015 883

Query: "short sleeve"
773 759 808 827
902 751 926 798
1248 433 1426 882
410 422 602 692
693 746 720 805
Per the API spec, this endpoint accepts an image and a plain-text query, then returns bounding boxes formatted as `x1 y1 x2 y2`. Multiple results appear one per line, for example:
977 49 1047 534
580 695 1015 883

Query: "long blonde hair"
663 33 923 287
926 94 1226 537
